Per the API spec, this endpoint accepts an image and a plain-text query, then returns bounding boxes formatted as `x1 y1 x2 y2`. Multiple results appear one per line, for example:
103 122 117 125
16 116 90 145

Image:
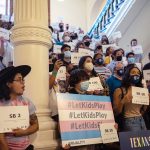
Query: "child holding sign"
0 65 39 150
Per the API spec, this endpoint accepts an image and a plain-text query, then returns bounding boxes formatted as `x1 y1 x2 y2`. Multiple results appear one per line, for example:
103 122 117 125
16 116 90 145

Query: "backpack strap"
119 87 127 100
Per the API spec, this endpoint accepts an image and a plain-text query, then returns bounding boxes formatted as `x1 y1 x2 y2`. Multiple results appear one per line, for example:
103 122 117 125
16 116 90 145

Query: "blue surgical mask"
64 51 71 58
128 57 135 64
130 75 140 85
80 81 89 91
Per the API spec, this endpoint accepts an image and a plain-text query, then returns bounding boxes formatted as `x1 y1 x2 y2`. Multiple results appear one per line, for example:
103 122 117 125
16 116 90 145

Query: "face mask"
116 69 124 77
80 81 89 91
116 56 122 61
130 75 140 85
84 62 94 71
64 36 70 42
84 41 90 47
128 57 135 64
64 51 71 58
95 58 104 65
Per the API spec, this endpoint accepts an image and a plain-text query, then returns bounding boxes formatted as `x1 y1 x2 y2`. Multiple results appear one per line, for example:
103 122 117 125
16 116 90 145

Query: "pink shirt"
0 96 36 150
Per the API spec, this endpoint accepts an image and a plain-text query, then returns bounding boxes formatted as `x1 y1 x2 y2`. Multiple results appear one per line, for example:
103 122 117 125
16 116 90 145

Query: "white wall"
86 0 106 31
51 0 87 32
116 0 150 64
50 0 104 33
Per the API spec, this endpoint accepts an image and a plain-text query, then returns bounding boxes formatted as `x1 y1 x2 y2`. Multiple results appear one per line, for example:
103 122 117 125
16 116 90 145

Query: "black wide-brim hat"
0 65 31 84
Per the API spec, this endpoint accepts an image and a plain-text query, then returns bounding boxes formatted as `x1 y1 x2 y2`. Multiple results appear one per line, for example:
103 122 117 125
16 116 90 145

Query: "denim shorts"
123 116 147 131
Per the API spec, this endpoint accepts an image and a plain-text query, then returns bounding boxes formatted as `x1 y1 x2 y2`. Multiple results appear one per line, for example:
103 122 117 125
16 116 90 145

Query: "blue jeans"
123 116 147 131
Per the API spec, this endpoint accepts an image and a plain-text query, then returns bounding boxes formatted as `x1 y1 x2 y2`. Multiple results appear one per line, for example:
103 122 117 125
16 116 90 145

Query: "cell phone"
57 53 64 61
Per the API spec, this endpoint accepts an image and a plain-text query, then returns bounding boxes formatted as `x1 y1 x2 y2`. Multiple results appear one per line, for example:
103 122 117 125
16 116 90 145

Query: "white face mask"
64 51 71 58
64 36 70 42
84 62 94 71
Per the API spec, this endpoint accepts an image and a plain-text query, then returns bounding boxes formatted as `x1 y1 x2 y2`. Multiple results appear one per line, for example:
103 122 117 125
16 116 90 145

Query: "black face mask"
59 25 64 32
130 75 140 85
95 58 104 65
116 56 122 61
116 69 124 77
84 41 90 47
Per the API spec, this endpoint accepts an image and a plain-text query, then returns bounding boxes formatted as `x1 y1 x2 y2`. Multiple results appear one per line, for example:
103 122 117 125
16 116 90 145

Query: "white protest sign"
102 44 118 53
71 52 88 65
59 32 64 42
0 106 29 133
0 28 10 40
143 70 150 81
52 33 58 40
87 77 104 91
78 34 84 41
111 31 122 40
53 45 61 54
56 66 66 81
132 86 149 105
131 45 143 54
100 123 119 144
66 42 75 51
57 93 115 147
78 48 94 57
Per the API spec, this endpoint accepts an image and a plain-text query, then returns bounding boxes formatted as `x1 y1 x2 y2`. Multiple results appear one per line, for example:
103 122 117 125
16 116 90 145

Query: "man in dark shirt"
143 53 150 70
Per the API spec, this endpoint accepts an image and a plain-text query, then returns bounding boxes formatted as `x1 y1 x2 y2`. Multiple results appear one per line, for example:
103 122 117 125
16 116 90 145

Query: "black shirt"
143 62 150 70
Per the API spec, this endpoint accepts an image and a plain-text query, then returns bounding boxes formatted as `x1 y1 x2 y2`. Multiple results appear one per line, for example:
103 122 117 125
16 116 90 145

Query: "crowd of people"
49 22 150 149
0 19 150 150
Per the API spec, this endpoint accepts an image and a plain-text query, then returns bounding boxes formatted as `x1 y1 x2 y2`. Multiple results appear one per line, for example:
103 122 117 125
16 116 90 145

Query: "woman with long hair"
113 65 149 131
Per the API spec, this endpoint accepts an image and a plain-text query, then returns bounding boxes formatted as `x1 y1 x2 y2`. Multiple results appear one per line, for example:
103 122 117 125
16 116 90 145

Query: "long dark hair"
122 66 143 89
69 69 90 87
0 73 16 101
78 55 97 77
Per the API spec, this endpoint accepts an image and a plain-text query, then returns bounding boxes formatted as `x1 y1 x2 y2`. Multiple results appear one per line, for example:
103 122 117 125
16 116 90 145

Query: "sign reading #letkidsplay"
0 106 29 133
119 130 150 150
57 93 115 147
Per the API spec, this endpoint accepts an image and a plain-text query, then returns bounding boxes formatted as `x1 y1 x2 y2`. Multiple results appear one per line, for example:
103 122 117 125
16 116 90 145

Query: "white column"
10 0 58 149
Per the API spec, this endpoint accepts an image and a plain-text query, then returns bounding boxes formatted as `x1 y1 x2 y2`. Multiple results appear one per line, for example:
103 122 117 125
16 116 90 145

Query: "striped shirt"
94 66 112 80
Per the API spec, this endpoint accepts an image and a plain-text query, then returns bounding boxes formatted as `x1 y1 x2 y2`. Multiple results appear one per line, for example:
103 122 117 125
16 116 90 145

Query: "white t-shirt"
3 41 14 67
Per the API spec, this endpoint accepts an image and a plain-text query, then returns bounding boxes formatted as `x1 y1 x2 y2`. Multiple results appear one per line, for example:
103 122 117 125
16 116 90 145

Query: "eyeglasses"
13 79 25 83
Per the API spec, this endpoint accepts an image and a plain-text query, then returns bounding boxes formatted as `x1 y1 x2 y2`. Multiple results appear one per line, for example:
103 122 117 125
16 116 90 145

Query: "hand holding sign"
87 77 103 91
132 86 149 105
131 45 143 54
100 123 119 143
0 106 29 133
13 128 26 137
143 70 150 81
56 66 66 81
